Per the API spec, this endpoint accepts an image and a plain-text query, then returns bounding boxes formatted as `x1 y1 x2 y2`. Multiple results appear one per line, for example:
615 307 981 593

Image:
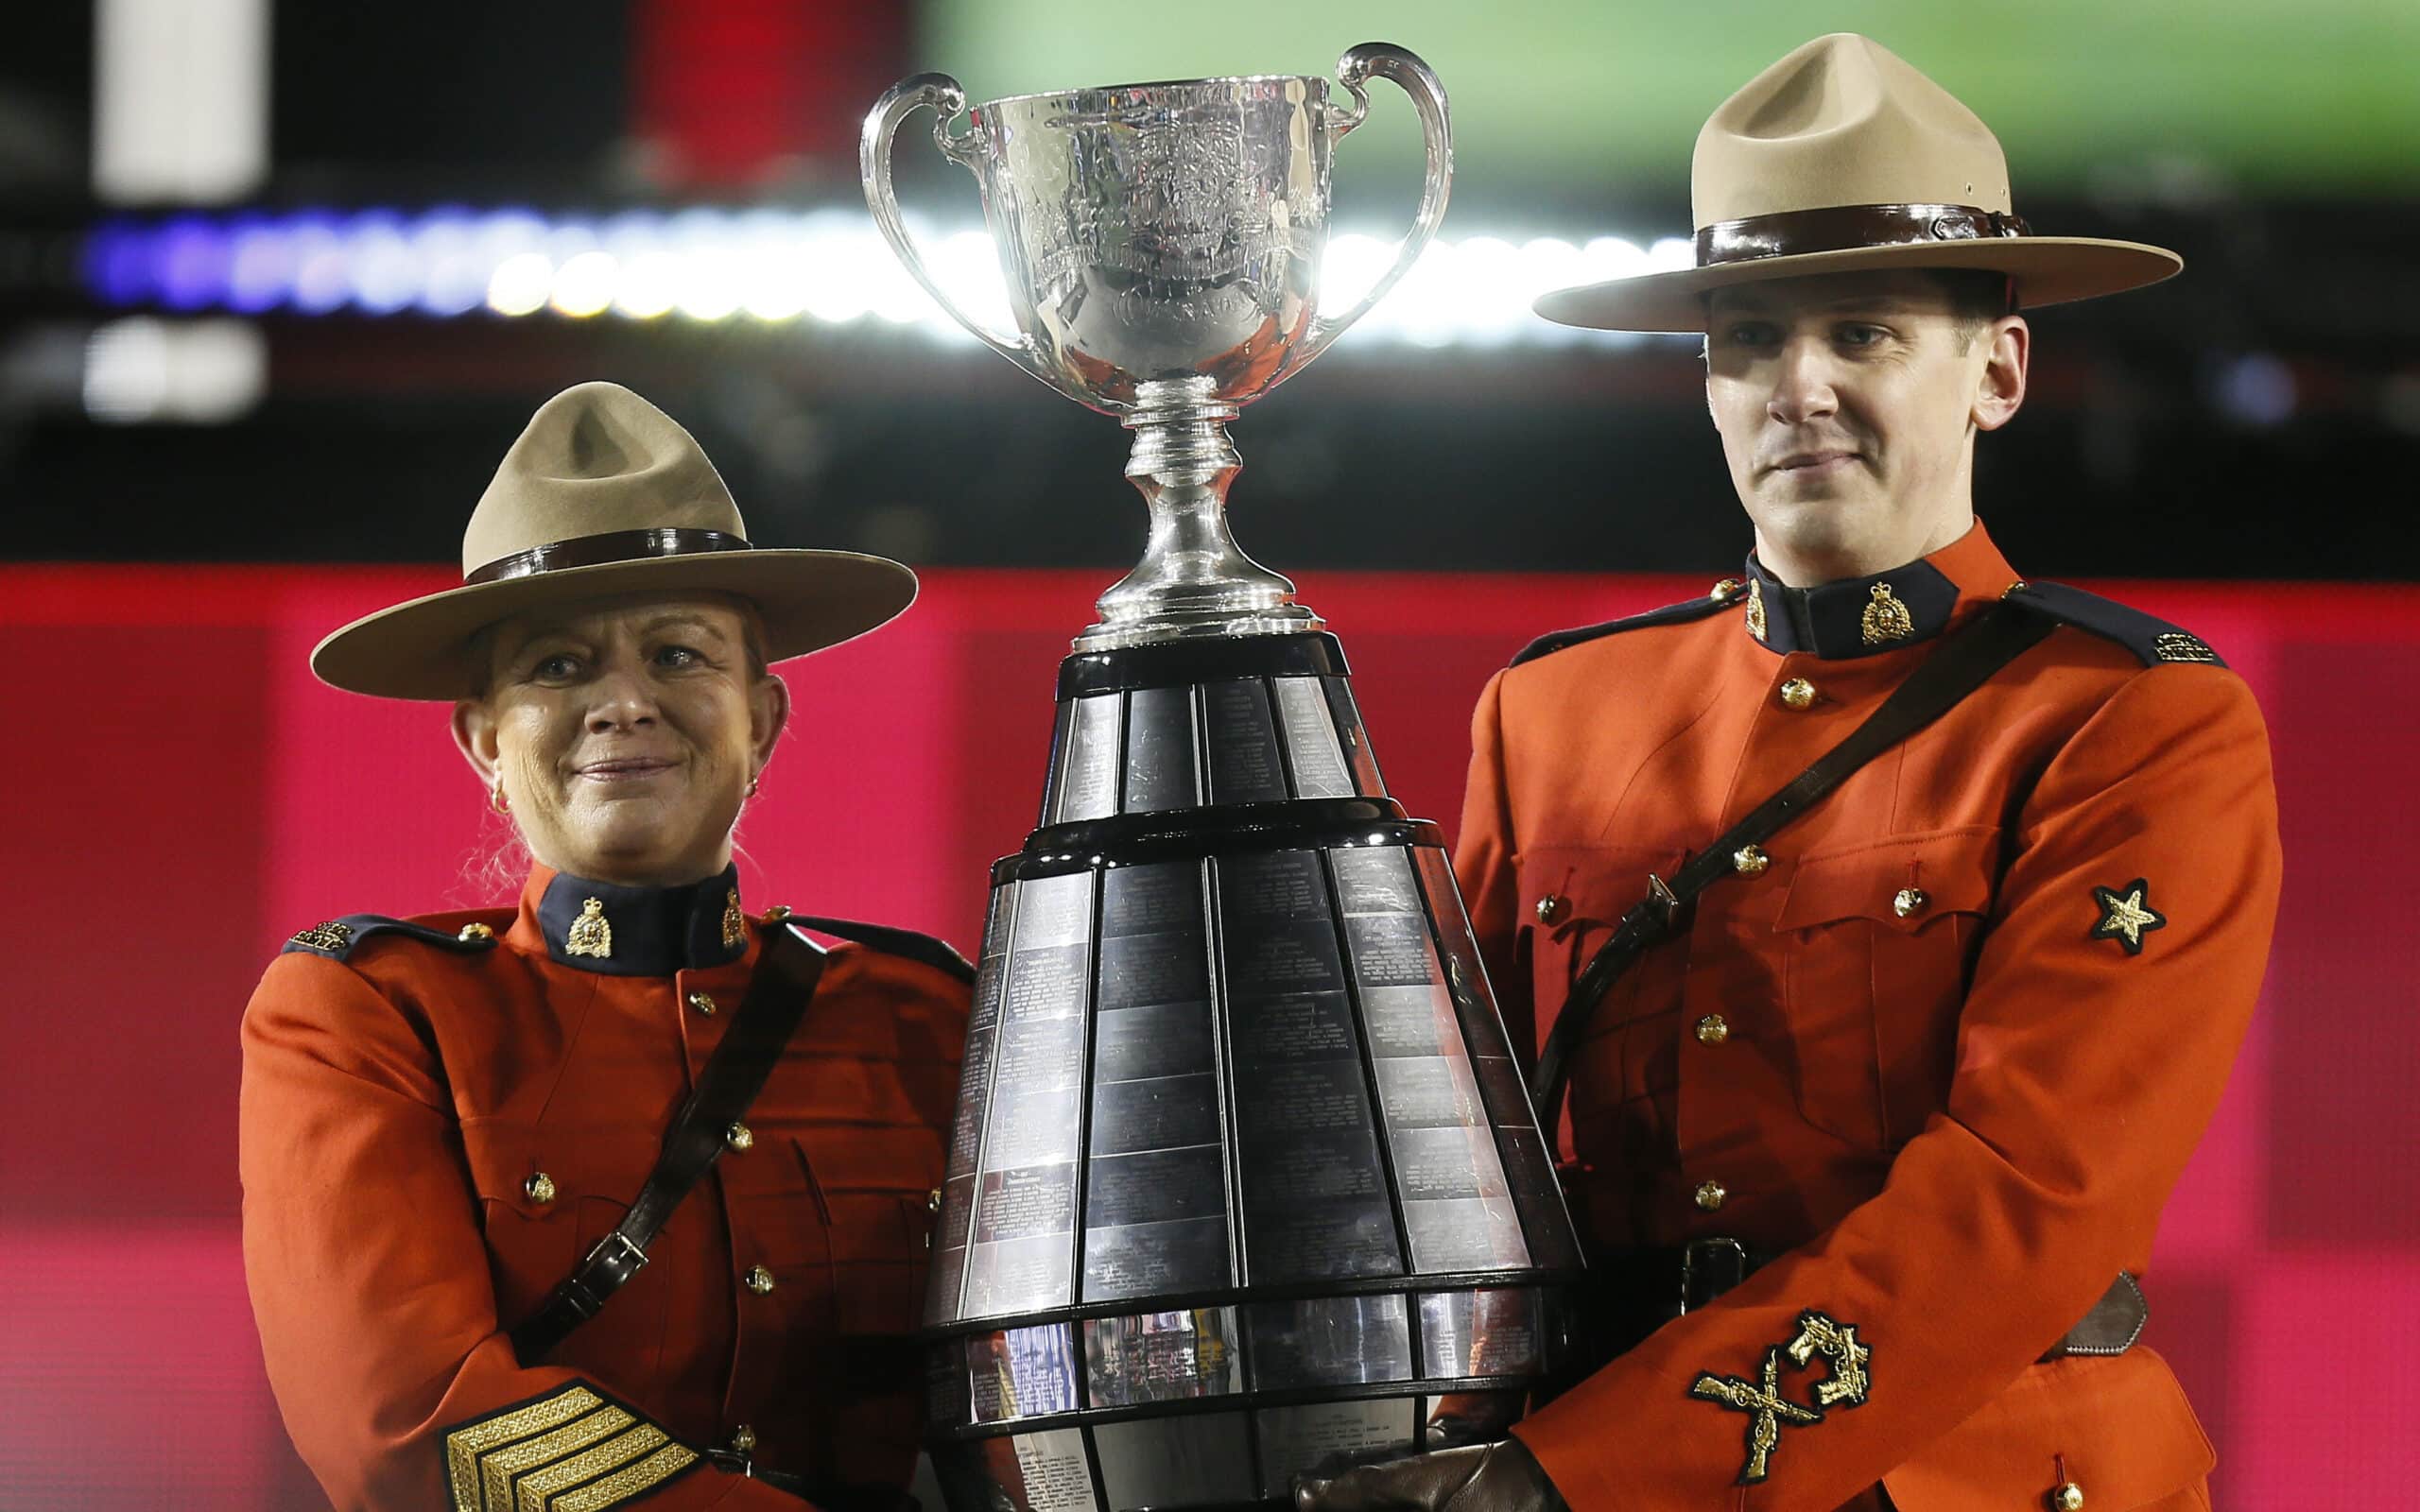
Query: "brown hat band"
1696 202 2032 267
464 526 754 586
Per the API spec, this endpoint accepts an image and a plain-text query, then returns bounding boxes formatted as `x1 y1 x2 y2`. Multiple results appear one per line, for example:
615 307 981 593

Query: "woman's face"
451 593 787 886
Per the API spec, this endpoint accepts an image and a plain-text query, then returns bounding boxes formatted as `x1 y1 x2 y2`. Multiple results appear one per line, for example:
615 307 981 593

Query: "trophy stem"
1077 378 1322 651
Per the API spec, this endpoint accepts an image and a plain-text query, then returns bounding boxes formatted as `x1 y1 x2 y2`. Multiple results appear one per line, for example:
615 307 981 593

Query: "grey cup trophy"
864 46 1581 1512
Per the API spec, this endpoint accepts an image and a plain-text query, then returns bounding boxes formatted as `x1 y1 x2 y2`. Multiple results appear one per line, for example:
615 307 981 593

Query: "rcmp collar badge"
564 898 614 959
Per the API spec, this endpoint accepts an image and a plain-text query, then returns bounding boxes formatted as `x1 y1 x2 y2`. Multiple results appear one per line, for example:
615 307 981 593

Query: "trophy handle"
1301 43 1454 362
859 75 1046 376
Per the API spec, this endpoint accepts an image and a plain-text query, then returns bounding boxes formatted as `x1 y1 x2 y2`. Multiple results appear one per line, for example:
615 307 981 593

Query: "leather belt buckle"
1680 1236 1748 1314
582 1229 650 1285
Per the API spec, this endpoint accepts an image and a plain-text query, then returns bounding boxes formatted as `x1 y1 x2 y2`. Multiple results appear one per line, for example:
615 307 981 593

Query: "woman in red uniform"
240 382 971 1512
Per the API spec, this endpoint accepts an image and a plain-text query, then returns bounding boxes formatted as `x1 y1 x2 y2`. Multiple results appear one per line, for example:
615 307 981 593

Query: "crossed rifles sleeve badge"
1689 1311 1874 1485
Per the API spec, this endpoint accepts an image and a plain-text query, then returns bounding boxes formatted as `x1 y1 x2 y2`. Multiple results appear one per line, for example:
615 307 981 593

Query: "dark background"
2 0 2413 581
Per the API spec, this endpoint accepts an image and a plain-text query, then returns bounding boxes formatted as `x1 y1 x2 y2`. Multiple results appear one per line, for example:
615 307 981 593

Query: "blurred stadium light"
76 207 1701 348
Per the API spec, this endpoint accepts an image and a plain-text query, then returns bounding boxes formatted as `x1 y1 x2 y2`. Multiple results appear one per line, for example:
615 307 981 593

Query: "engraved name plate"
1229 992 1357 1065
1330 845 1422 915
1204 678 1288 805
1360 984 1462 1059
1097 930 1210 1013
1051 694 1122 824
968 1322 1080 1422
1092 1001 1217 1083
1083 1306 1244 1405
1322 677 1387 798
1374 1055 1486 1130
1012 871 1095 951
1082 1213 1232 1301
1272 676 1354 799
1220 918 1347 999
1254 1399 1418 1500
1389 1125 1512 1202
1217 849 1332 922
1344 913 1443 989
1243 1293 1412 1389
1101 859 1205 936
1123 684 1201 813
1083 1144 1226 1231
963 1233 1077 1319
1417 1289 1544 1380
1089 1073 1222 1158
1401 1195 1530 1273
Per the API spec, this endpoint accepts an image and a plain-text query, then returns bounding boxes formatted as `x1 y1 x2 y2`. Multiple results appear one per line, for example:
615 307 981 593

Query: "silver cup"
862 44 1450 648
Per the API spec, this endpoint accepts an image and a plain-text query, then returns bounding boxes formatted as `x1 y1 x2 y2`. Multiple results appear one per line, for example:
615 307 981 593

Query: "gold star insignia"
2091 878 2167 955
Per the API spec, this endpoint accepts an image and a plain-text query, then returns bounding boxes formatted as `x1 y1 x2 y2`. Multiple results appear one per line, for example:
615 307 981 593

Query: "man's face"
1704 269 2025 583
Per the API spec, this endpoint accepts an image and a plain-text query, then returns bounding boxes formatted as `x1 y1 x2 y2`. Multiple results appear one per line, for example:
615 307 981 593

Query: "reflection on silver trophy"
862 45 1448 647
865 46 1581 1512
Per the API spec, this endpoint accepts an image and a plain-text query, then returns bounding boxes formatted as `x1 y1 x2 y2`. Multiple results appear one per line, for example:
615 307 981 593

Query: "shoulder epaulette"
2005 581 2226 668
786 916 976 985
282 914 502 960
1511 583 1745 667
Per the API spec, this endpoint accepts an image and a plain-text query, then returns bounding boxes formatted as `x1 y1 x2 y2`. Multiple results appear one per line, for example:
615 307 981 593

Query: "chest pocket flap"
1775 826 2002 933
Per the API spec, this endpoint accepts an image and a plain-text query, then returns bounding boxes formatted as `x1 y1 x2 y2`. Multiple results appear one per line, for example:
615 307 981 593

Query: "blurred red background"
3 561 2415 1508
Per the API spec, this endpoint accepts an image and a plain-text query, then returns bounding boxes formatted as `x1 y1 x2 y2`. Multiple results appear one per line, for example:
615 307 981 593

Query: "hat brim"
310 549 920 700
1533 236 2183 334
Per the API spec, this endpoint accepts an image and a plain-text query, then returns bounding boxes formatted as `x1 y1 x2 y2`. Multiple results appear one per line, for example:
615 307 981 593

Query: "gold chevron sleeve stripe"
444 1386 606 1511
511 1424 672 1512
479 1406 637 1510
547 1443 703 1512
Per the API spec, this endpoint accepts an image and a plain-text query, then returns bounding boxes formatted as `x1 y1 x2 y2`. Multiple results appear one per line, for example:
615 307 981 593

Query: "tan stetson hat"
1535 33 2183 334
311 381 918 699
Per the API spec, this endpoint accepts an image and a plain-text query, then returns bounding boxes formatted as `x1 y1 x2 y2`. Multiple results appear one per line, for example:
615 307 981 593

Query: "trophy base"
922 631 1582 1512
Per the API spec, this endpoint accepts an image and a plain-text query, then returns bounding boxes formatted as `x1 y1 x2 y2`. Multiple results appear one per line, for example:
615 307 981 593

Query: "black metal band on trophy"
862 44 1582 1512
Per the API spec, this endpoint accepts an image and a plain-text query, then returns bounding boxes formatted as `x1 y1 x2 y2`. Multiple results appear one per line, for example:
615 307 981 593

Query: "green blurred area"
924 0 2420 198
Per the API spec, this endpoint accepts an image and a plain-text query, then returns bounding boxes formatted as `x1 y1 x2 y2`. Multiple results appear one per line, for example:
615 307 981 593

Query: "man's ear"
1974 315 2029 433
750 672 791 777
452 698 502 788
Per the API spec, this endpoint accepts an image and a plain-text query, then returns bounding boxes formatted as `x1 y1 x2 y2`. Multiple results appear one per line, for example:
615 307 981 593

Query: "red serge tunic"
1453 524 2281 1511
240 863 969 1512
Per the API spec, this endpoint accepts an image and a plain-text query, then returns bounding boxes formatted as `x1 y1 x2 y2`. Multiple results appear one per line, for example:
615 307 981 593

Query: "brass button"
1695 1015 1729 1045
1893 887 1930 919
762 904 793 922
1710 577 1744 599
725 1122 753 1152
687 990 717 1016
1694 1179 1727 1211
744 1264 776 1296
926 1187 943 1214
1778 678 1816 711
458 921 495 942
2051 1484 2083 1512
730 1424 757 1454
1732 844 1770 877
524 1172 557 1205
1534 894 1566 924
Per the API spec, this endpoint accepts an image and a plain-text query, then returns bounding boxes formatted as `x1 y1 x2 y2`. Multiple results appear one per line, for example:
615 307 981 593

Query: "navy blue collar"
1742 552 1963 660
535 864 748 976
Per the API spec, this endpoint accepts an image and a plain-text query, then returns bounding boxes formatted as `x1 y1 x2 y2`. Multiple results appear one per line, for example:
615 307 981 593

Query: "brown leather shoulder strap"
510 922 828 1362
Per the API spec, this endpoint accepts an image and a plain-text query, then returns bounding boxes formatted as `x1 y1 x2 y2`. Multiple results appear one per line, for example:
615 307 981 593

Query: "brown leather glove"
1293 1439 1568 1512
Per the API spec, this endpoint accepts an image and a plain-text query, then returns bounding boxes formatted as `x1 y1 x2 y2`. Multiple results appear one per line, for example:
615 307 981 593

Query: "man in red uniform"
242 382 973 1511
1302 34 2280 1512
